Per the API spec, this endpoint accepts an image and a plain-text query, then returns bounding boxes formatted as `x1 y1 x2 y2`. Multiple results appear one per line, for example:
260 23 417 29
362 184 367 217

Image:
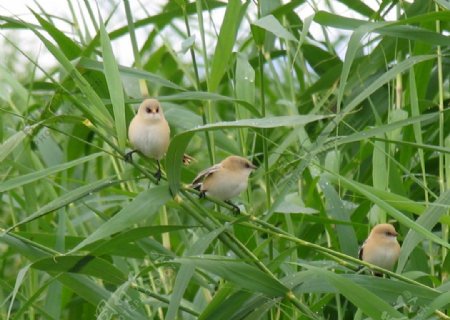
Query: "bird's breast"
204 171 248 201
128 120 170 159
364 241 400 270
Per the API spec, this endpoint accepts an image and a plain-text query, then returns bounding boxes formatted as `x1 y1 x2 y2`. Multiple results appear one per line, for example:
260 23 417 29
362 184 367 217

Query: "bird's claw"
225 200 240 215
154 170 162 184
124 151 134 162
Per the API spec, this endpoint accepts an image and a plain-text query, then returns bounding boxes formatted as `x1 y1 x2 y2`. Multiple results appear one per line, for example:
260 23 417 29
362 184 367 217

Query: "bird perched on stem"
190 155 257 213
358 223 401 277
125 99 170 182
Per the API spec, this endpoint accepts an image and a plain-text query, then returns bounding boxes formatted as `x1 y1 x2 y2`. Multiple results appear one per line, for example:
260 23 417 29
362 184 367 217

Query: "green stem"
82 0 99 30
123 0 148 96
182 3 200 90
194 0 215 165
286 291 321 320
435 3 447 281
256 2 271 210
66 0 85 43
258 48 271 210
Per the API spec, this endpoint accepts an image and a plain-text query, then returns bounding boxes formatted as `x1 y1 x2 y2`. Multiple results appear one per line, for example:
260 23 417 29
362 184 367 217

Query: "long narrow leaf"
5 178 118 232
28 13 113 130
166 227 227 320
397 190 450 272
174 256 289 297
70 186 172 252
99 20 126 150
209 0 244 91
0 152 102 192
32 255 126 285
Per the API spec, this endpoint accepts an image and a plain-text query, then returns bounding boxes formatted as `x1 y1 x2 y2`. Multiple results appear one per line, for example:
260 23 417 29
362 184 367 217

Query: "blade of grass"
252 15 297 42
0 125 37 163
397 190 450 272
209 0 245 92
31 10 81 59
300 267 404 319
78 57 185 91
166 226 227 320
319 176 359 256
123 0 148 97
28 12 114 130
5 178 120 232
173 256 288 297
0 152 102 192
6 264 31 320
99 19 126 150
316 55 436 148
70 185 172 252
31 255 126 285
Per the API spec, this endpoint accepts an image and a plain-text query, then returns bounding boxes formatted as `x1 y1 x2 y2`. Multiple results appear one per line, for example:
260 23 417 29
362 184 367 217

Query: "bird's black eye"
145 107 151 113
155 107 159 113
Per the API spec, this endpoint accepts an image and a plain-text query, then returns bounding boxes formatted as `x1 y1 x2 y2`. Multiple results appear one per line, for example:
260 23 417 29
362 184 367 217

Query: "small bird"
190 155 257 212
358 223 401 276
125 99 170 182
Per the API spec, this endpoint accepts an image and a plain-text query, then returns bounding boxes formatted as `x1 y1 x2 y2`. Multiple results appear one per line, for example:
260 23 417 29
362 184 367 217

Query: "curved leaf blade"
174 256 289 297
297 268 407 319
100 20 126 150
32 255 126 285
5 178 118 232
0 152 103 193
397 190 450 272
70 185 172 252
209 0 244 92
167 227 227 320
252 15 297 42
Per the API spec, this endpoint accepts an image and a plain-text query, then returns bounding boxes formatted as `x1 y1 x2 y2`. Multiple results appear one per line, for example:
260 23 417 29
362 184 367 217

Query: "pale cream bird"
125 99 170 182
359 223 401 277
191 156 257 212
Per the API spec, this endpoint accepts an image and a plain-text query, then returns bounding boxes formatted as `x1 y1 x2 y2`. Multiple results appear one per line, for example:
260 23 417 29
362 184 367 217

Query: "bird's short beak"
250 163 257 170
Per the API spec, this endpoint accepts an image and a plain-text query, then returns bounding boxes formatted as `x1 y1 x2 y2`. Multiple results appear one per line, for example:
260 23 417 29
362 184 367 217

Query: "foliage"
1 0 449 319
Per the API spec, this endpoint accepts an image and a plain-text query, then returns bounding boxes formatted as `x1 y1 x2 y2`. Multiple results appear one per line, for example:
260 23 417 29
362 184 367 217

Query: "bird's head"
370 223 398 241
138 99 164 122
221 156 257 176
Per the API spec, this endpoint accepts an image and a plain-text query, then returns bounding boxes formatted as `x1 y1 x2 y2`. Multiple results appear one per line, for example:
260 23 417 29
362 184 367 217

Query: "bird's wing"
358 240 366 260
190 163 222 189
